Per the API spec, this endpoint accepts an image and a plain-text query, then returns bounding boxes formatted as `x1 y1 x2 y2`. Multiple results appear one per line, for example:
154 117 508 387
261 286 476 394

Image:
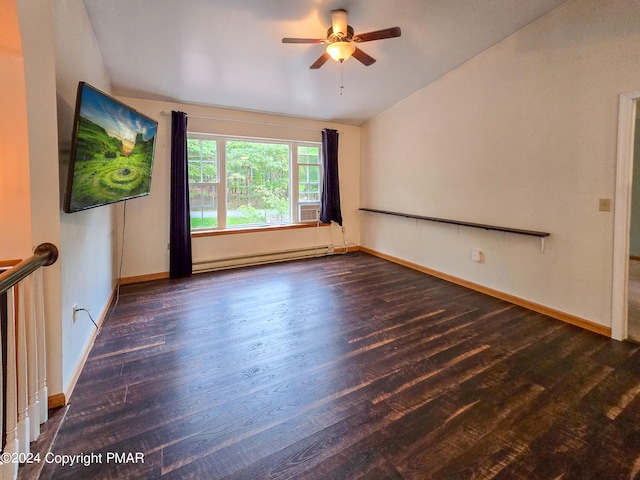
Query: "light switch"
599 198 612 212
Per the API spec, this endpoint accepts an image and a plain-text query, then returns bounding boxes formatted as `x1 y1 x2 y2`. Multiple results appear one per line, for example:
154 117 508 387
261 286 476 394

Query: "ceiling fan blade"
352 47 376 66
354 27 401 43
310 52 330 69
282 38 325 44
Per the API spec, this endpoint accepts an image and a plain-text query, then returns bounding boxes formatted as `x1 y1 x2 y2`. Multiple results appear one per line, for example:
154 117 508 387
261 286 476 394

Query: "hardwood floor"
36 252 640 479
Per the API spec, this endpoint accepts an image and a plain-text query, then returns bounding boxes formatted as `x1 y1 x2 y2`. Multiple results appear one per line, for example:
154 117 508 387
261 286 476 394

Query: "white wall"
16 0 64 395
360 0 640 330
14 0 119 396
0 0 32 259
54 0 117 395
114 98 361 279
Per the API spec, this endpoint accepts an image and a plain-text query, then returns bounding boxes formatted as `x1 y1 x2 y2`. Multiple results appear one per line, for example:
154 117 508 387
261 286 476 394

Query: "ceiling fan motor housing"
327 25 355 43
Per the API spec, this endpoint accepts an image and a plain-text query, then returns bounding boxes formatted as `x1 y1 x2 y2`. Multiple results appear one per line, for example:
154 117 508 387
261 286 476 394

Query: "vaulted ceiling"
81 0 568 125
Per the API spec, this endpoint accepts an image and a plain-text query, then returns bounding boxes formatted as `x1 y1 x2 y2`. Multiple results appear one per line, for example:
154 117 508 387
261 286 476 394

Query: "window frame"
188 132 221 230
296 144 322 205
187 133 322 232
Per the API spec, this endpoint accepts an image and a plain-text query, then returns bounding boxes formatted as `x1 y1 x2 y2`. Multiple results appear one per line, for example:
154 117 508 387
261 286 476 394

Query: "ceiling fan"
282 9 401 69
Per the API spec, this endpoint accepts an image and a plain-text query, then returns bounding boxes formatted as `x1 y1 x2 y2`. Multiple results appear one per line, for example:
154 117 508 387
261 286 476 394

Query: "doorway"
627 103 640 342
629 256 640 342
612 92 640 341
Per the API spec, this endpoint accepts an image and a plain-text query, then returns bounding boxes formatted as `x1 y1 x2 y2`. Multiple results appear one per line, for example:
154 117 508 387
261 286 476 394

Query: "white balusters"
0 268 49 479
2 289 20 480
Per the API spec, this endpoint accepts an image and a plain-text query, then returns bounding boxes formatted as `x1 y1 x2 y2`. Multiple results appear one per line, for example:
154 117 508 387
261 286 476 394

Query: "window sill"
191 222 330 238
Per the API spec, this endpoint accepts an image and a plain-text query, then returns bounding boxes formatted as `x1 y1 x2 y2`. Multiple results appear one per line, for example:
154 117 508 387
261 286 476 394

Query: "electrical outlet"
471 249 483 263
72 304 78 323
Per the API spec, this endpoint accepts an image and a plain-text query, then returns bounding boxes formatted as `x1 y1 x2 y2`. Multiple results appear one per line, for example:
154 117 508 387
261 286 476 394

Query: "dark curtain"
320 128 342 226
170 111 192 278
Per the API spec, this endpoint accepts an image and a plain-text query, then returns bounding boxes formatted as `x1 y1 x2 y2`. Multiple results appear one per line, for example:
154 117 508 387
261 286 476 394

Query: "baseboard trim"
120 271 170 285
48 393 66 409
360 247 611 338
193 245 342 273
119 247 359 285
61 283 118 405
333 245 359 254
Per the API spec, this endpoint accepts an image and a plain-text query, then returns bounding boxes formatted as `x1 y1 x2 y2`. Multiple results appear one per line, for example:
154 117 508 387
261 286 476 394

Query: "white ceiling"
81 0 568 125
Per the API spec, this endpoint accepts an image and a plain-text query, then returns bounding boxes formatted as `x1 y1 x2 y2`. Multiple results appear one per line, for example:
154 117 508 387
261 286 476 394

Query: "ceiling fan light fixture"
326 41 356 63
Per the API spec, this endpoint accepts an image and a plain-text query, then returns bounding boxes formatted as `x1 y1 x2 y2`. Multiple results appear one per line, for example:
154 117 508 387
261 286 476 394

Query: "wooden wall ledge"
359 208 550 252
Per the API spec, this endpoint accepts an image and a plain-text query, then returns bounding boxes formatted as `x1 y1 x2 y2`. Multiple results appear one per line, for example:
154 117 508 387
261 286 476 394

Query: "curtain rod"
159 111 343 134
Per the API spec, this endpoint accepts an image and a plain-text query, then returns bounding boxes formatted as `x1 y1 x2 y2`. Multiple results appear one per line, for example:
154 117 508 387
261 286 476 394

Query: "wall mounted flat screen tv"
63 82 158 213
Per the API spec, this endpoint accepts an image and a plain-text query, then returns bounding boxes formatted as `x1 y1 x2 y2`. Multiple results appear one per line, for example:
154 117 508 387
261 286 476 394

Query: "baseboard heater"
193 245 336 273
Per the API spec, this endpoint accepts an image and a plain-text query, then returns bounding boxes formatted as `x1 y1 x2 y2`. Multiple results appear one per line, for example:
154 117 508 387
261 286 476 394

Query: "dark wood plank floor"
36 252 640 479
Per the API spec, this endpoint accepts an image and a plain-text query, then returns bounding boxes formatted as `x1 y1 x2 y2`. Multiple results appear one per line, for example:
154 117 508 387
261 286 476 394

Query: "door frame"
612 91 639 341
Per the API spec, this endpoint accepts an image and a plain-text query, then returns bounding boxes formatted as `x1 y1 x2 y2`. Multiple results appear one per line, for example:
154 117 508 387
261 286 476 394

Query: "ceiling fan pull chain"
340 63 345 96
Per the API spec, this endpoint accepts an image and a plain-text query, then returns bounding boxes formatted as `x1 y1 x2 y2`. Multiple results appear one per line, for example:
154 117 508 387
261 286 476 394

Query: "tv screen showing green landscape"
63 82 158 213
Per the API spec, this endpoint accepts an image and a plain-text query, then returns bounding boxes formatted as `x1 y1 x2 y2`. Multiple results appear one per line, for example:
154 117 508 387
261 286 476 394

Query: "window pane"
299 183 320 202
297 146 307 164
190 185 218 229
298 159 320 203
298 145 320 164
188 137 219 230
188 161 202 184
201 160 216 182
309 165 319 183
299 165 309 182
226 141 290 227
187 138 217 182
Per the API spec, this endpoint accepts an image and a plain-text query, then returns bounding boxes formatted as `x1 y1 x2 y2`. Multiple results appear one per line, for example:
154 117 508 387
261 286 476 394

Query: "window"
297 145 321 203
188 136 219 229
187 135 322 231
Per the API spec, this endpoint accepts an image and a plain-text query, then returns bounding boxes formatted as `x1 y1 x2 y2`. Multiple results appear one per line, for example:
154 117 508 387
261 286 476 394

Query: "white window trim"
188 133 322 231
